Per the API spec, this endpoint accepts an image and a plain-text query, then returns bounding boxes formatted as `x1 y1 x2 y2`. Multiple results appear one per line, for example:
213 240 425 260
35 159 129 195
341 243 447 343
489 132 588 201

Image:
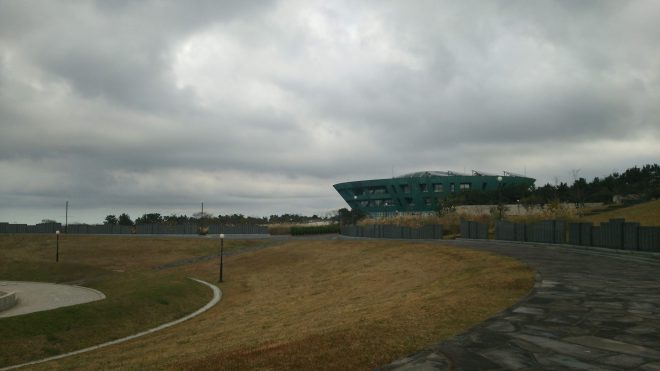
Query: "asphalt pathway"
380 239 660 370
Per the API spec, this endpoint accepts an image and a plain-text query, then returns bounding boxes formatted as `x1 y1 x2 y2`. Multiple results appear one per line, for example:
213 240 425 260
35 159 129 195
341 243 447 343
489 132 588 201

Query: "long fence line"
461 218 660 252
340 224 443 240
0 222 268 235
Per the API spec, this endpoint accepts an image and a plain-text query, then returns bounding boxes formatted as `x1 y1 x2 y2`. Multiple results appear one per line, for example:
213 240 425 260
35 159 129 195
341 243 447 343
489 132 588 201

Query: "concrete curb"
1 278 221 371
0 291 17 312
0 281 106 318
456 238 660 266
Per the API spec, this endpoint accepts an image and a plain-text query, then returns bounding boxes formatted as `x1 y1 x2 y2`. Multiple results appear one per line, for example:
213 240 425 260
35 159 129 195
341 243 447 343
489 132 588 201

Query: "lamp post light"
55 230 60 262
199 201 205 235
218 233 224 283
497 176 503 220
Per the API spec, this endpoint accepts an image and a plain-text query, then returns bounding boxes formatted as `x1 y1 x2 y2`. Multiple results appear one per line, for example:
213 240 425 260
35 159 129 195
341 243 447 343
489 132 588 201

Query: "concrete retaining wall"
461 220 488 239
488 218 660 252
340 224 443 239
568 219 660 252
0 291 17 312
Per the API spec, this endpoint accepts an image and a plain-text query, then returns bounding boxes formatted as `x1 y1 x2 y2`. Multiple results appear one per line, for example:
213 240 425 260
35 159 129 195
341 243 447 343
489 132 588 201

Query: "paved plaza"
381 239 660 370
0 281 105 318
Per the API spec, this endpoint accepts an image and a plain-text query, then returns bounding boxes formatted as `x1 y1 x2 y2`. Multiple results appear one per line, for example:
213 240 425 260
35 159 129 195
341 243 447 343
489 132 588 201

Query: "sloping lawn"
584 199 660 226
38 239 534 370
0 235 266 367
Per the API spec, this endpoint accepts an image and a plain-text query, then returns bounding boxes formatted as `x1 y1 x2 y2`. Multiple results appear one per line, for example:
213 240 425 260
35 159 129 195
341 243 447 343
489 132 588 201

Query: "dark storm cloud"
0 0 658 223
0 1 274 113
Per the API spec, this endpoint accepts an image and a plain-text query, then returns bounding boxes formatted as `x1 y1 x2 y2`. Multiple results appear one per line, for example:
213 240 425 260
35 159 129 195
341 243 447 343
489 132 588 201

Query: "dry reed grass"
359 213 491 236
583 199 660 226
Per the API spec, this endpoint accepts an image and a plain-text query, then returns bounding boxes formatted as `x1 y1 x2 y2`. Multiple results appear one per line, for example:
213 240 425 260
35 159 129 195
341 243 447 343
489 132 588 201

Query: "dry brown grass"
0 235 269 367
583 199 660 226
505 199 660 226
0 234 265 272
43 240 533 370
359 213 492 236
267 224 293 235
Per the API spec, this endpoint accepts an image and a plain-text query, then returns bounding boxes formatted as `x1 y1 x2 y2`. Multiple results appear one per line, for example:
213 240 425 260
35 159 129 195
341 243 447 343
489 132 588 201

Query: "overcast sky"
1 1 659 224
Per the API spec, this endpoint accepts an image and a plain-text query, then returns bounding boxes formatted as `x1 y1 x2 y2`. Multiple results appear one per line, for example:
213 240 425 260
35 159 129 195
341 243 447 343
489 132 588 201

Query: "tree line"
445 163 660 207
102 212 333 226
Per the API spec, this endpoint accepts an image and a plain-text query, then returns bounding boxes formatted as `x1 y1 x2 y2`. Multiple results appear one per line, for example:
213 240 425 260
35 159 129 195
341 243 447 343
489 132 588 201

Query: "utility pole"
65 201 69 233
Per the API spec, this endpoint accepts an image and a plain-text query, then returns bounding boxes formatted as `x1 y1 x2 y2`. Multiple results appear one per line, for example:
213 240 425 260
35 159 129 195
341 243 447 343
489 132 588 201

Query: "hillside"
583 199 660 226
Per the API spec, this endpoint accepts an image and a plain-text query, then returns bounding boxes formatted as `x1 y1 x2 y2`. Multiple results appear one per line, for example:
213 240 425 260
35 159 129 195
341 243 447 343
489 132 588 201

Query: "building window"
419 184 428 192
369 186 387 195
482 182 487 190
383 199 393 206
450 183 455 192
424 197 432 206
433 183 443 192
460 183 471 190
400 185 410 193
405 197 414 207
360 201 369 207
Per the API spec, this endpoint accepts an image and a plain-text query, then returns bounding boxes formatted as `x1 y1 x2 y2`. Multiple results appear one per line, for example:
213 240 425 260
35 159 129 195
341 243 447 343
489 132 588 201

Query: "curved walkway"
1 278 221 371
380 239 660 370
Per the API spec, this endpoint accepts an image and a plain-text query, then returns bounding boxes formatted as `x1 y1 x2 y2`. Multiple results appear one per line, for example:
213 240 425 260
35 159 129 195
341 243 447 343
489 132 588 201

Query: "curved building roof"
334 171 535 216
397 171 466 178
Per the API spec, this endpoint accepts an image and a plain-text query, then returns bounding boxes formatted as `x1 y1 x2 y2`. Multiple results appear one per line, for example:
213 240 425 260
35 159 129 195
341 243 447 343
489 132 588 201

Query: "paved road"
380 239 660 371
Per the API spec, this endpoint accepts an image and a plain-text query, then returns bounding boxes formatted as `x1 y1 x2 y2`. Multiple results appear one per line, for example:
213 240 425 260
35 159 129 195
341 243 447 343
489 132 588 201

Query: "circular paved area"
0 281 105 318
380 239 660 371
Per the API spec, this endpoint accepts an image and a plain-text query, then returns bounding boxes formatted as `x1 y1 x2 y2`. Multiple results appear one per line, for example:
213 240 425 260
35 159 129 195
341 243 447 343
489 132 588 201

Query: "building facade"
333 171 535 216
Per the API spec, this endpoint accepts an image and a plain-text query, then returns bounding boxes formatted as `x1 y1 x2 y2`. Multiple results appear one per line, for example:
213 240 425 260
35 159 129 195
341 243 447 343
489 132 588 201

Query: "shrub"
267 225 292 235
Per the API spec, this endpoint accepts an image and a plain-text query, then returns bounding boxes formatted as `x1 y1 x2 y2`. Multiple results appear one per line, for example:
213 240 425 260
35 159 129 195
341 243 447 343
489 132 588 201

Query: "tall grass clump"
358 213 492 237
290 224 340 235
267 224 292 235
506 201 580 224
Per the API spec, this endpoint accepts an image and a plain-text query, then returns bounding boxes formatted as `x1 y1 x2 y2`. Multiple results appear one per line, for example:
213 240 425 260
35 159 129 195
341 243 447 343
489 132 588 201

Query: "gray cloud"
1 0 659 223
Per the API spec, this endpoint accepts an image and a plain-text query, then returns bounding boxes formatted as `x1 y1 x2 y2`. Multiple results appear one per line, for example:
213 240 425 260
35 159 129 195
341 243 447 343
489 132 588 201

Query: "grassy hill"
583 199 660 226
2 236 533 370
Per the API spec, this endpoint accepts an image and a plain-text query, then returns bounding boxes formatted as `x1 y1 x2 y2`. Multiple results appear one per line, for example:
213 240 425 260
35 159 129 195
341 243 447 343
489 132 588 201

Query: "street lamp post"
200 201 205 235
218 233 224 283
55 230 60 262
497 176 503 219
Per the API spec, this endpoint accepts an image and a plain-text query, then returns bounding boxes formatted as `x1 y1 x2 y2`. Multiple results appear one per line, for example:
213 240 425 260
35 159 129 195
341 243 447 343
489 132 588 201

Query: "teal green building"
333 171 535 216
